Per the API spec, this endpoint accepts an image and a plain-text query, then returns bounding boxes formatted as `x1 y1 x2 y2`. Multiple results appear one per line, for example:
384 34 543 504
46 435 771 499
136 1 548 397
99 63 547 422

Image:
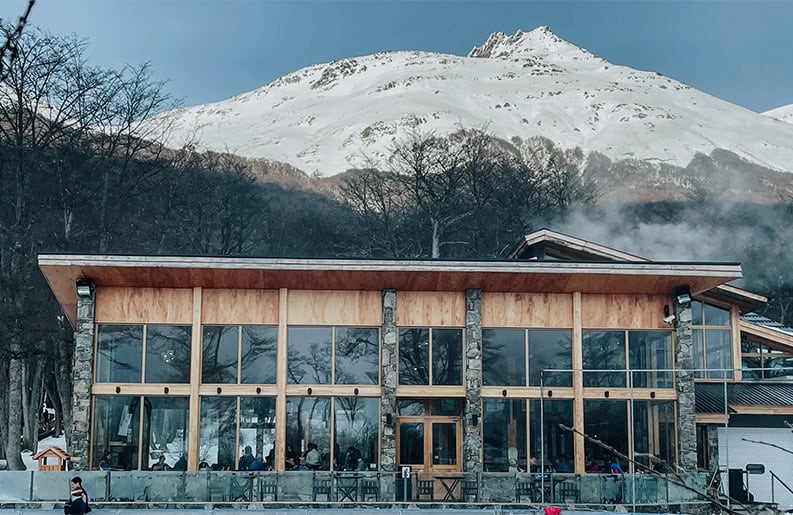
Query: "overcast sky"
1 0 791 113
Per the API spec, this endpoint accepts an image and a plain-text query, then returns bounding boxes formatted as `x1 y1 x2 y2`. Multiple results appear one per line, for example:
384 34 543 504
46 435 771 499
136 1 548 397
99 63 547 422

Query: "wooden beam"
187 287 202 471
275 288 288 471
572 292 585 474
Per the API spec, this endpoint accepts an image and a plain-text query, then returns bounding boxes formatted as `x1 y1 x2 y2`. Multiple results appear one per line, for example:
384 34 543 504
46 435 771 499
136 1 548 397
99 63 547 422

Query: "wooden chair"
416 479 434 501
312 477 332 501
556 478 580 503
515 478 532 503
260 478 278 501
361 479 380 501
461 479 479 502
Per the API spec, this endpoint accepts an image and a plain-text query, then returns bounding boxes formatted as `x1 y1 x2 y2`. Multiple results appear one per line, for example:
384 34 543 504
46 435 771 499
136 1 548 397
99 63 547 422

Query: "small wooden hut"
32 446 70 471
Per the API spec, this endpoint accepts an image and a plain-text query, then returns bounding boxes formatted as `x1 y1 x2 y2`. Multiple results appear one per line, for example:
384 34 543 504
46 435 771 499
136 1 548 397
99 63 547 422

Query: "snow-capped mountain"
765 104 793 125
150 27 793 178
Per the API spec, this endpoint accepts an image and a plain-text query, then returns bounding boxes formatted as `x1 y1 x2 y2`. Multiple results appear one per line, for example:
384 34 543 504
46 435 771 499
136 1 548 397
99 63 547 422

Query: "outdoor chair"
556 477 580 504
515 478 532 503
461 479 479 502
260 478 277 501
416 479 434 500
361 479 380 501
312 477 332 501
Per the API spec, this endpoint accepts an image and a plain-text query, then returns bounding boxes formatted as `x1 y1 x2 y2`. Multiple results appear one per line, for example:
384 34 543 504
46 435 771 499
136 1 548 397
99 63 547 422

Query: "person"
609 461 625 475
345 446 362 471
249 454 265 471
266 446 276 470
238 445 254 470
304 442 321 470
151 455 169 471
98 449 112 471
172 455 187 471
64 476 90 515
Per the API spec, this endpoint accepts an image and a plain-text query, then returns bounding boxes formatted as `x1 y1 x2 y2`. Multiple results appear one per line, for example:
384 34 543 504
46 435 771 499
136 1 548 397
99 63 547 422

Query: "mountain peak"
468 26 591 61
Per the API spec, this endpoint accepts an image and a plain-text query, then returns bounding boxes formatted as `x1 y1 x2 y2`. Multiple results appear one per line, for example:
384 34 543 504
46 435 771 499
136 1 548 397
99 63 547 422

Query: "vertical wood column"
730 305 742 382
572 292 585 473
275 288 288 471
463 288 482 472
187 287 202 471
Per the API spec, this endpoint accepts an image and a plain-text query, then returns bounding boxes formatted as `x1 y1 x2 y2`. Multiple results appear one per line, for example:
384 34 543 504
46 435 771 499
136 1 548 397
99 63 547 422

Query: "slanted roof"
508 229 765 312
32 446 70 460
695 383 793 415
38 253 742 326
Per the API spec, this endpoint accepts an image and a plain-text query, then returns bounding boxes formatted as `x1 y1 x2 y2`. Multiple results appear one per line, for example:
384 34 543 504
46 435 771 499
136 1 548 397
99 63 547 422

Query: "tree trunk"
431 219 440 258
22 359 44 451
6 344 26 470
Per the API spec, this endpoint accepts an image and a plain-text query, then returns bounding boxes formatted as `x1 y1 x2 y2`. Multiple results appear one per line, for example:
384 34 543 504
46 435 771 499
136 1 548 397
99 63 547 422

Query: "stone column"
674 293 697 471
71 285 96 470
463 289 482 473
380 289 397 500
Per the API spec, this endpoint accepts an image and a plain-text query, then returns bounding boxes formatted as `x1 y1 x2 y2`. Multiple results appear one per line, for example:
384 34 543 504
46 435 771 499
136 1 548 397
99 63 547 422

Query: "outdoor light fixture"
471 414 479 427
385 414 393 425
76 278 94 297
675 287 692 307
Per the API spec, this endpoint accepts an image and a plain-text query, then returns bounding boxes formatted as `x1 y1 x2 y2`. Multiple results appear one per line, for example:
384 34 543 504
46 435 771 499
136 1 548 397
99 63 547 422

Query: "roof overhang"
39 254 742 326
507 229 646 261
701 284 767 313
740 320 793 349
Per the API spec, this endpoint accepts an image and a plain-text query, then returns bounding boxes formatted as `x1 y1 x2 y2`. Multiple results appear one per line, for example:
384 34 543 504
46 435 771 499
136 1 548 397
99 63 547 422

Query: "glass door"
396 417 460 472
430 421 458 471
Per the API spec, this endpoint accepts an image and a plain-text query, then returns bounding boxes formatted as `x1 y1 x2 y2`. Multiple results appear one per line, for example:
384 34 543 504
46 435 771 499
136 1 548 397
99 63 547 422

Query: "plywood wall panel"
481 292 573 327
202 289 279 324
287 290 382 326
581 294 670 329
95 287 193 323
396 291 465 327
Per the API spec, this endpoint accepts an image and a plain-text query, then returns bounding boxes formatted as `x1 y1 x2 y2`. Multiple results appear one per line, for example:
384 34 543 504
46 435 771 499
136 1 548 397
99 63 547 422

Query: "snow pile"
764 103 793 125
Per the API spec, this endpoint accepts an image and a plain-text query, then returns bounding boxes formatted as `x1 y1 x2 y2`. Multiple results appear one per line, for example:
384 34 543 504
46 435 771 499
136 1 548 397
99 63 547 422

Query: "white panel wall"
718 427 793 508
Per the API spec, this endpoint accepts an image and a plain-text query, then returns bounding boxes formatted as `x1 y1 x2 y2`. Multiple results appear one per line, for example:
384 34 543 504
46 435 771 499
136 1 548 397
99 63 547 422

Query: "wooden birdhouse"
32 446 71 471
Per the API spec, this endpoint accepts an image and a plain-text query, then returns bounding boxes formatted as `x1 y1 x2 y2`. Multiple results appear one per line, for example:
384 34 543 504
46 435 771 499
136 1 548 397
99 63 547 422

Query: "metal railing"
770 470 793 505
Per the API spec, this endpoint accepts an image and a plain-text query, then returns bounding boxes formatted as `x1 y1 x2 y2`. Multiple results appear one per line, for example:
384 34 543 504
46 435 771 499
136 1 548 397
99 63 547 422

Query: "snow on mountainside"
149 27 793 177
764 104 793 125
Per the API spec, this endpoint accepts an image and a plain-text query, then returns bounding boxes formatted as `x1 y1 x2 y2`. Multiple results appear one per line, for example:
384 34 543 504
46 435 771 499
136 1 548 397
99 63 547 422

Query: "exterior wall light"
76 278 94 297
675 287 692 307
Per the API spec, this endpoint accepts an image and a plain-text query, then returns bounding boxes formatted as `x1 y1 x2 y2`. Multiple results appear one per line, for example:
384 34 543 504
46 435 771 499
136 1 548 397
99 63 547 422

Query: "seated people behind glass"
555 457 573 473
172 455 187 471
238 445 255 470
98 449 113 471
609 461 625 474
249 454 266 470
151 455 170 471
345 446 363 471
304 443 322 470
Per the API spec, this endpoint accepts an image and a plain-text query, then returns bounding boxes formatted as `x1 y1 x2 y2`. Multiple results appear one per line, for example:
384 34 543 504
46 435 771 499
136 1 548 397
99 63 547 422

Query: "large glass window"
529 330 573 387
199 397 237 469
584 400 628 471
96 325 143 383
334 327 379 384
692 301 732 379
91 396 141 470
530 399 573 473
742 337 793 380
482 329 525 386
142 396 189 470
202 326 277 384
286 396 331 470
633 401 676 472
629 331 673 388
145 326 192 383
288 327 332 384
398 328 463 385
483 399 526 472
583 331 626 387
333 397 379 470
239 397 276 469
288 327 379 385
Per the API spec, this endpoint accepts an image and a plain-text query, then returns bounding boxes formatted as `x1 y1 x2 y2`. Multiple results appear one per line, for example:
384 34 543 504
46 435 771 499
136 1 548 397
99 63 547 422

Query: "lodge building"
37 230 793 494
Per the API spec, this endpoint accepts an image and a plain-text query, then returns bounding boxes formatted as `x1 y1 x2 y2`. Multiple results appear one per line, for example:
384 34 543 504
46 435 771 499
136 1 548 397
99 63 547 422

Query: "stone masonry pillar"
463 289 482 472
71 283 96 470
674 292 697 471
380 289 397 500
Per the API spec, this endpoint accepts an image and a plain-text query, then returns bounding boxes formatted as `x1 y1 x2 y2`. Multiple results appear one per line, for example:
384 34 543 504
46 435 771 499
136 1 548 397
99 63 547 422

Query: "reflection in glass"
432 423 457 465
430 398 463 416
145 325 192 383
629 331 673 388
693 330 706 378
691 301 703 325
633 401 676 472
432 329 463 385
529 330 572 387
396 399 425 416
286 396 330 470
482 329 525 386
202 326 238 383
334 397 378 470
704 303 729 326
483 399 526 472
530 399 573 473
142 396 189 470
584 400 627 469
706 329 732 379
399 329 429 385
239 397 276 469
399 422 424 465
199 397 236 470
96 325 143 383
335 327 379 384
92 396 140 470
241 326 277 384
583 331 626 387
287 327 331 384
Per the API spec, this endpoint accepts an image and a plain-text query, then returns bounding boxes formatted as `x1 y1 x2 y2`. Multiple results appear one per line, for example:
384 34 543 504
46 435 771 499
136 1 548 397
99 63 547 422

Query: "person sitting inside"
345 446 363 471
238 445 254 470
304 443 322 470
249 454 266 471
98 449 112 471
151 455 170 471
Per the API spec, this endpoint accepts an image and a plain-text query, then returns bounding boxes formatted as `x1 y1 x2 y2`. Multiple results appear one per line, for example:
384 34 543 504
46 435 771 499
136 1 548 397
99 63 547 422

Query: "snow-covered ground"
0 434 70 471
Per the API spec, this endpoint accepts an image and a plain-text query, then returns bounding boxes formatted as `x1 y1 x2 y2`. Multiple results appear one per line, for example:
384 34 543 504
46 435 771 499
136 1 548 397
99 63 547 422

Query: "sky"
0 0 791 113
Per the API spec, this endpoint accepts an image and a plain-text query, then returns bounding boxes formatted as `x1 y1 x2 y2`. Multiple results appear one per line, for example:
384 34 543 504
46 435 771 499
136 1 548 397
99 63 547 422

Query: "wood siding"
581 294 670 329
95 287 193 323
396 291 465 327
201 288 279 325
287 290 382 326
481 293 573 327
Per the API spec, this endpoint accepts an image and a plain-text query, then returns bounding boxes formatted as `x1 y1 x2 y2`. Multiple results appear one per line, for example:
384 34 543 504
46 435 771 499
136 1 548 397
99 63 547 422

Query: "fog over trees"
1 24 792 468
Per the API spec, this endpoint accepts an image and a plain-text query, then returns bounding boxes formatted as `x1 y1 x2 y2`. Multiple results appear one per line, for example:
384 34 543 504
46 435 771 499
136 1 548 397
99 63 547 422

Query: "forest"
1 24 792 469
